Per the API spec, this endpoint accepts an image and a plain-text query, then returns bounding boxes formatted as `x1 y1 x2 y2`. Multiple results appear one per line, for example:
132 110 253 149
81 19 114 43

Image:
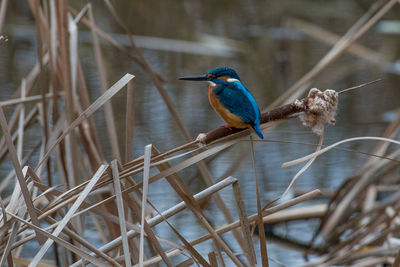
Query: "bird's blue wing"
214 81 261 126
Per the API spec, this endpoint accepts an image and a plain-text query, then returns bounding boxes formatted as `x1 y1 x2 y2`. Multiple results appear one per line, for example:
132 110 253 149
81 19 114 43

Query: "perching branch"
196 80 378 145
197 101 307 145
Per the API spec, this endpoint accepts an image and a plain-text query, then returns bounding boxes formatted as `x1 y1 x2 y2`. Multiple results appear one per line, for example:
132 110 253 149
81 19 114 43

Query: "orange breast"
208 85 248 129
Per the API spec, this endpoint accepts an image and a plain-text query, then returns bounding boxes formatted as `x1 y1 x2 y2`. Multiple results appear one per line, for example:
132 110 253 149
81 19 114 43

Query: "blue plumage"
207 67 241 80
179 67 264 139
213 79 264 139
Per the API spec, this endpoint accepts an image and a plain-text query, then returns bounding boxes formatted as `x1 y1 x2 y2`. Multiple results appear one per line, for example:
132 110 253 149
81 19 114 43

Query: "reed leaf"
111 160 131 266
28 164 108 266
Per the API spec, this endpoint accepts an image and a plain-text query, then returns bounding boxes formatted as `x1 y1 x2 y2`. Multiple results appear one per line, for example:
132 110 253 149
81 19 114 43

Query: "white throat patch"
208 81 216 86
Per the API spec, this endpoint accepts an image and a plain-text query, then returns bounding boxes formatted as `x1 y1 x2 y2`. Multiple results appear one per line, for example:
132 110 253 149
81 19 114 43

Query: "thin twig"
250 136 269 266
338 78 382 94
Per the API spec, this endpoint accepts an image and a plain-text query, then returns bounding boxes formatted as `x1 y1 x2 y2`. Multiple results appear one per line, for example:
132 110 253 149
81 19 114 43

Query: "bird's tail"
251 124 264 139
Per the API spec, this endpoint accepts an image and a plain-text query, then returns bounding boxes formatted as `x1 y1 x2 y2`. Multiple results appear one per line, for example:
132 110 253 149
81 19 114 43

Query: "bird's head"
179 67 241 83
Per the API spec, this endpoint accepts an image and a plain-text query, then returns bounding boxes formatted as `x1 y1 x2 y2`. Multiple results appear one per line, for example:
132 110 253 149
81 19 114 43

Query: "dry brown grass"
0 1 399 266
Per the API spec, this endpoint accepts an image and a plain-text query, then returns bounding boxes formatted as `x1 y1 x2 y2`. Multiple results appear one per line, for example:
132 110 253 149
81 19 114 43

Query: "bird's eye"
207 74 215 79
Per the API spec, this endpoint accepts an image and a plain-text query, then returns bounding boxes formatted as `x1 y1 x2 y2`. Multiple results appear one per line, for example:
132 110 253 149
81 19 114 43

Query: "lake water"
1 0 400 265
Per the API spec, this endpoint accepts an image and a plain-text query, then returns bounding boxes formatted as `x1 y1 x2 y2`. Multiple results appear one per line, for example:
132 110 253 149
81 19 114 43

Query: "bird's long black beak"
178 74 209 81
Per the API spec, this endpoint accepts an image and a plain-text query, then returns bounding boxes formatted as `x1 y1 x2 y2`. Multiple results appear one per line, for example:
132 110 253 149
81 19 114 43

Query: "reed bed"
301 114 400 266
0 0 399 266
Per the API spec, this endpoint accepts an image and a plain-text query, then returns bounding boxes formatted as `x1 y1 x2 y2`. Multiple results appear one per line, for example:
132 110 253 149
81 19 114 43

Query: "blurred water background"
1 0 400 265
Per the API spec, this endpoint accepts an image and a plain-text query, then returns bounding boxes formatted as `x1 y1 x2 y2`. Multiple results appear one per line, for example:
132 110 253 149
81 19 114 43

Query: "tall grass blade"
87 4 121 161
76 58 104 162
233 181 257 266
28 164 108 266
0 221 18 266
139 144 152 266
111 160 131 266
281 128 324 197
68 13 78 103
250 137 269 266
0 0 8 33
0 92 62 107
125 79 136 162
16 79 26 161
36 73 134 170
0 104 44 244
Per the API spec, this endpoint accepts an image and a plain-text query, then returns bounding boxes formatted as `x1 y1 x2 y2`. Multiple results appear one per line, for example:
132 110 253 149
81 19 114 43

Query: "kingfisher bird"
179 67 264 139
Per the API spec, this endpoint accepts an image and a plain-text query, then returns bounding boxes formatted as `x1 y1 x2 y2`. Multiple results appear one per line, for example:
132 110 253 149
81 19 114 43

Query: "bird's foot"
221 124 233 131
